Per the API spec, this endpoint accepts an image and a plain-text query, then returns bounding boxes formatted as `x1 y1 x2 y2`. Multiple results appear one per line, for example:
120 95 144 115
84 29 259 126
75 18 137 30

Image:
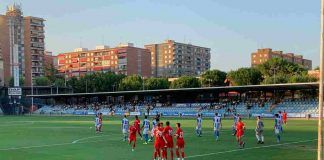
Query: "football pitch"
0 116 317 160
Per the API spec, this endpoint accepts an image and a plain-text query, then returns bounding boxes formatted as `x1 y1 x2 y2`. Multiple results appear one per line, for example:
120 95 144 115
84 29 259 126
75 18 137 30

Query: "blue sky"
0 0 321 71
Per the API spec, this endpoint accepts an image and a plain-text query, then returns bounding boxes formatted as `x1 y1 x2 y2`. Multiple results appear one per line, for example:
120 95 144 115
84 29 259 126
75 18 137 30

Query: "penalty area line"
72 135 110 144
187 139 317 159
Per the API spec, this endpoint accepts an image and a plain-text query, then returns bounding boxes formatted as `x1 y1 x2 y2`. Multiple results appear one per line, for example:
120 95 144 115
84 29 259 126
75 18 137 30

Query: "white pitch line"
0 139 106 151
72 135 110 144
187 139 317 159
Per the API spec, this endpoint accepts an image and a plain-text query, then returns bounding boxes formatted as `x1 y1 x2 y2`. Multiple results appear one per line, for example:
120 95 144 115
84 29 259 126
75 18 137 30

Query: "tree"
170 76 201 89
288 73 318 83
54 78 65 87
257 58 306 78
118 75 143 91
144 78 169 90
257 58 313 84
35 77 51 86
201 70 227 87
9 77 25 87
262 74 289 84
227 67 263 86
44 63 59 83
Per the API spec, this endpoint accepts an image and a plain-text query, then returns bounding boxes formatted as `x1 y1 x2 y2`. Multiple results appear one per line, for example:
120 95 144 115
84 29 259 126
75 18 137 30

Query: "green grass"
0 116 317 160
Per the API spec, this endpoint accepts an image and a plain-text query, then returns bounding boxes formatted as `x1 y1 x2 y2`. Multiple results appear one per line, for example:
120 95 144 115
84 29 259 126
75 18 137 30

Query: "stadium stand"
32 98 319 118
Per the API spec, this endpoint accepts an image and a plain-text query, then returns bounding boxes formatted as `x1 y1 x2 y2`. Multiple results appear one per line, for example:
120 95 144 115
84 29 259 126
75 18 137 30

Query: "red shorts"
166 138 174 148
160 140 166 148
129 136 136 142
176 140 185 148
236 130 244 138
154 142 160 149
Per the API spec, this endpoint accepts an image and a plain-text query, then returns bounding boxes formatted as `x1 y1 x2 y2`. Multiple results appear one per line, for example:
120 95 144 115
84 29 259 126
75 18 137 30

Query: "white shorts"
214 127 220 131
96 124 101 128
275 128 280 134
196 126 202 130
143 128 149 135
122 129 128 134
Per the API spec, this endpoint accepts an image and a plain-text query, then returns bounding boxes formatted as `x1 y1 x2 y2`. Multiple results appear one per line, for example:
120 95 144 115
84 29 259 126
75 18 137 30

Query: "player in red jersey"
283 110 288 124
134 115 143 139
129 123 137 152
164 121 174 160
175 123 185 160
236 117 245 148
153 123 162 160
159 122 168 160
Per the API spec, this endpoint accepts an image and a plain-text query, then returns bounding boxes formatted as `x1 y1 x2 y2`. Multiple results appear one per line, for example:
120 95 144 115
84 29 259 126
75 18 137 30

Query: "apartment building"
57 44 151 78
251 48 312 70
0 4 45 86
145 40 211 77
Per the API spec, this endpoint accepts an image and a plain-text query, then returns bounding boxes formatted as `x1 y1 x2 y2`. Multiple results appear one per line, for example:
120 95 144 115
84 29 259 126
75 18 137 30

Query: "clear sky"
0 0 321 71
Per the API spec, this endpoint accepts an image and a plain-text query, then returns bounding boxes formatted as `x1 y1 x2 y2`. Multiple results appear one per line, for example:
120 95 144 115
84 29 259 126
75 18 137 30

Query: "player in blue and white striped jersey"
196 114 203 137
232 113 240 136
274 114 282 143
121 115 129 141
213 113 222 141
142 115 151 144
150 116 159 142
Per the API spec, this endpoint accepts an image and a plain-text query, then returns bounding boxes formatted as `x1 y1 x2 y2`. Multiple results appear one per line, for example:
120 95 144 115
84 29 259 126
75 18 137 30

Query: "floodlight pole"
318 0 324 159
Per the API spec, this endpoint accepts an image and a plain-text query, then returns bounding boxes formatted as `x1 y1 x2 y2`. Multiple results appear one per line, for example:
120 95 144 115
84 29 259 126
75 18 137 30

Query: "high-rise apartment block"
145 40 211 77
0 4 45 86
57 44 151 78
251 48 312 70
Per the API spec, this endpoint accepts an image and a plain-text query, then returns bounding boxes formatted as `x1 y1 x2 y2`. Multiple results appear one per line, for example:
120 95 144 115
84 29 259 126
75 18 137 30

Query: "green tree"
257 58 306 78
35 77 51 86
201 70 227 87
262 74 289 84
9 77 25 87
170 76 201 89
257 58 313 84
227 67 263 86
288 73 318 83
118 75 143 91
144 78 169 90
44 63 59 83
53 78 65 87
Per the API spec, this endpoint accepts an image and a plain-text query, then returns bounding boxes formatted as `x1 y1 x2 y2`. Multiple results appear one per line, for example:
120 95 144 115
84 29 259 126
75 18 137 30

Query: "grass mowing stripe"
187 139 317 159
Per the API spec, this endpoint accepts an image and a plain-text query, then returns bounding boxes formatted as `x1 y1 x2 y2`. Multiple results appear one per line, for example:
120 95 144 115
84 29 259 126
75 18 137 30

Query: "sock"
261 135 264 142
176 150 180 158
164 149 167 159
154 151 158 159
256 135 260 141
181 152 185 158
170 150 174 159
216 131 219 137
